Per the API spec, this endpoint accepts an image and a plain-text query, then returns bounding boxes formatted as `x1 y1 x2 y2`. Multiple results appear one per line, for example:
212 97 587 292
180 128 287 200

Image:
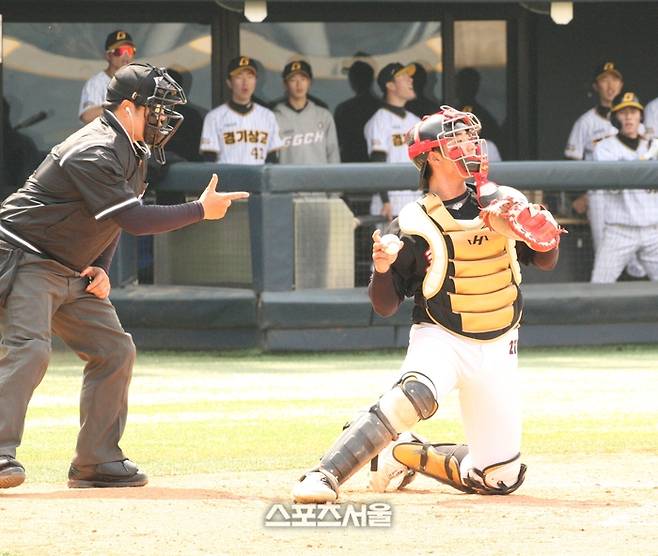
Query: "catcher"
293 106 562 503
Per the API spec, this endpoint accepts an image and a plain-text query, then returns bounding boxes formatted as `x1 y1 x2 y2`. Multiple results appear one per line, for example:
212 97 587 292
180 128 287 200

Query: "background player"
565 61 646 279
200 56 283 164
0 63 248 490
292 106 560 503
590 92 658 283
366 62 420 221
79 30 136 125
273 60 339 165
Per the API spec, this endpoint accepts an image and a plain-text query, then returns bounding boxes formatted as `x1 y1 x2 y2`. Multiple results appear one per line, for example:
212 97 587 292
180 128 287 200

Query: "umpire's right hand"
198 173 249 220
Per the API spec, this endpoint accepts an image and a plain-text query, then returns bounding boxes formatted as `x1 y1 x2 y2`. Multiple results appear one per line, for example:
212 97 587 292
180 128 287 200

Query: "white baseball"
380 233 403 256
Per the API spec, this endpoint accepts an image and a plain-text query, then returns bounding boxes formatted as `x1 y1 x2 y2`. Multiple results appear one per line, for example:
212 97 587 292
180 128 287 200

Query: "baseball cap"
377 62 416 93
227 56 258 78
282 60 313 80
106 63 160 106
611 91 643 113
105 30 135 51
592 61 622 82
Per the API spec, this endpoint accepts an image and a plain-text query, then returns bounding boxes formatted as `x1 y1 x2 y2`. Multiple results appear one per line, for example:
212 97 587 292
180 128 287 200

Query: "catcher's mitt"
480 198 565 252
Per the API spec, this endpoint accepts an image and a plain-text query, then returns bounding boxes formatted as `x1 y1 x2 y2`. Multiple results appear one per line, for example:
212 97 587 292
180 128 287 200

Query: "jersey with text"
274 100 340 165
200 103 284 164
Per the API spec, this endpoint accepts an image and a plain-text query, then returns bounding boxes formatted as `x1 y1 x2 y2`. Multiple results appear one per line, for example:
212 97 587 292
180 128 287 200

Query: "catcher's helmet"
106 63 187 164
610 91 643 130
407 105 488 190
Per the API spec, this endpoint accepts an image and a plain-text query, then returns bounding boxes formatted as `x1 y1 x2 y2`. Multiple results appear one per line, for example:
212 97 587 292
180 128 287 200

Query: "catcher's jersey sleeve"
58 144 140 221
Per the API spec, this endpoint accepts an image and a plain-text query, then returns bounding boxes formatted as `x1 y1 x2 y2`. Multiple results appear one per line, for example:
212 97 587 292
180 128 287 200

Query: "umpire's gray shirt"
0 110 148 271
274 100 340 165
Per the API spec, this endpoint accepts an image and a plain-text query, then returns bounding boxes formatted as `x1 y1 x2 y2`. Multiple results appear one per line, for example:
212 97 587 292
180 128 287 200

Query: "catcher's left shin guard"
392 441 475 493
307 372 438 489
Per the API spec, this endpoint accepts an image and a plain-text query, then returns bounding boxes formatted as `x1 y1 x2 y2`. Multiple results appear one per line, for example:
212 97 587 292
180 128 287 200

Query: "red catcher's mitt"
480 198 565 252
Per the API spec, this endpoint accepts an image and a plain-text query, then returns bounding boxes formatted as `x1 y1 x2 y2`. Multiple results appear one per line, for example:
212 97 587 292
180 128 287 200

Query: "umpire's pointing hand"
198 173 249 220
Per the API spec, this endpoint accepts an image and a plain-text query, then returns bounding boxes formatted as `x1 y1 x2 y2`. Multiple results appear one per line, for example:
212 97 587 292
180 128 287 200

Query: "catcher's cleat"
292 470 338 504
368 432 421 493
0 455 26 489
67 459 148 488
392 441 475 493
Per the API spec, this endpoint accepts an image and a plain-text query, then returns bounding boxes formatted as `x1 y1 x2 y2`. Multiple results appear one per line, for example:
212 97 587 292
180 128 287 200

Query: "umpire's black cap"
105 63 161 106
377 62 416 93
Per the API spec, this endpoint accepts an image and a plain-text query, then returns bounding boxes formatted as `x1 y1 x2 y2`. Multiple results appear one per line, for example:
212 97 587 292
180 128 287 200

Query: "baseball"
380 234 403 256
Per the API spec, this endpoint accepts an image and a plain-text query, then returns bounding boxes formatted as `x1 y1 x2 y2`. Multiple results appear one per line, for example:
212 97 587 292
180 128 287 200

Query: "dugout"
0 1 656 350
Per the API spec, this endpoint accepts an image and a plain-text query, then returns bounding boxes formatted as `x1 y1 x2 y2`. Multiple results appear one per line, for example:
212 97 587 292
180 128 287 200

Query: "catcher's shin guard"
392 441 475 493
309 372 438 487
463 453 527 495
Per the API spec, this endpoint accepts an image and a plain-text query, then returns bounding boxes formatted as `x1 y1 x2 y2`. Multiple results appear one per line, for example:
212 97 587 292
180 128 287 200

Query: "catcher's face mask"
435 106 488 184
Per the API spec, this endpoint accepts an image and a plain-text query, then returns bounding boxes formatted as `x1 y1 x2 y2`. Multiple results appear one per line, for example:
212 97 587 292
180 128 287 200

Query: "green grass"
15 345 658 483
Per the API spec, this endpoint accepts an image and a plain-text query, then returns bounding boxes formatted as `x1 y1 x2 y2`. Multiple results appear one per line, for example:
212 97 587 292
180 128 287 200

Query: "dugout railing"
106 161 658 351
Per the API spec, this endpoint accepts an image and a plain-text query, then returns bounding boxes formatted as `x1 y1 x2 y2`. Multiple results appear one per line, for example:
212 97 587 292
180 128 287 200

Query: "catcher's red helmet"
407 105 488 190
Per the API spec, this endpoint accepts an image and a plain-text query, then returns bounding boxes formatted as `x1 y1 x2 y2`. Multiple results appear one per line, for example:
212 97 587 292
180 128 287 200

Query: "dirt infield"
2 454 657 556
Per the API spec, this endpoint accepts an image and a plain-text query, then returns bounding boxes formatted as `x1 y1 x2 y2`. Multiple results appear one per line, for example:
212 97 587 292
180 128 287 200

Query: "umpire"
0 63 248 489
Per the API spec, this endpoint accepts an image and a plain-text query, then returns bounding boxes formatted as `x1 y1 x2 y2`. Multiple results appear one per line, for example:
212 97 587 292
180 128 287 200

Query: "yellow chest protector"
398 194 523 341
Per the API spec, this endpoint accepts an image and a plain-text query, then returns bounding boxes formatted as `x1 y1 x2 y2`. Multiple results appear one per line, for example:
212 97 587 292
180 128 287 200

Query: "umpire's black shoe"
0 455 26 489
67 458 148 488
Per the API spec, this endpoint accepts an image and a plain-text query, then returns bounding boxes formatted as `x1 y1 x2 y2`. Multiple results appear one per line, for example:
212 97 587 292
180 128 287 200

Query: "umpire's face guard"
144 72 187 164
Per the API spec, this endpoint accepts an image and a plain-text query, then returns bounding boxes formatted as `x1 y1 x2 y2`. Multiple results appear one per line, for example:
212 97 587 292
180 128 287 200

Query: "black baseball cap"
105 30 135 51
593 61 622 82
227 56 258 77
611 91 643 113
106 63 160 106
282 60 313 80
377 62 416 93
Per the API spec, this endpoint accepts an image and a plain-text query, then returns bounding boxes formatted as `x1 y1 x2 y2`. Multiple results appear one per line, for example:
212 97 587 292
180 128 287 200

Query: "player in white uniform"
644 96 658 139
365 63 420 220
565 62 646 278
292 107 560 503
200 56 283 164
79 30 136 124
273 60 339 165
591 92 658 283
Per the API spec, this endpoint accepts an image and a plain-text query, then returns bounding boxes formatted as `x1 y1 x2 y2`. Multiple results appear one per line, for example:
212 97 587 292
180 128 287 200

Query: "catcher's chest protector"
398 195 523 340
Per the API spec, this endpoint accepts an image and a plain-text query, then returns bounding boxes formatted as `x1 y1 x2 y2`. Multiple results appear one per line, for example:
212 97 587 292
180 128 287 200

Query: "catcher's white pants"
399 323 521 474
591 223 658 283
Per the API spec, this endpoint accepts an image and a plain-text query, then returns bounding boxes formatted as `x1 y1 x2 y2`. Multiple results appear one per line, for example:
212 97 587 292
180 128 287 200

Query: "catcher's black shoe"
68 458 148 488
0 455 26 489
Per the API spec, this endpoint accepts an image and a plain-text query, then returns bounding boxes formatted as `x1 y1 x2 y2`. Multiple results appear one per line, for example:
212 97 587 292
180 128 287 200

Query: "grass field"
2 345 658 555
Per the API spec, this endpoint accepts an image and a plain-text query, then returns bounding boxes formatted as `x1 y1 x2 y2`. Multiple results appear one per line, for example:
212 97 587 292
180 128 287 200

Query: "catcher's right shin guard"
309 372 438 488
392 441 475 493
